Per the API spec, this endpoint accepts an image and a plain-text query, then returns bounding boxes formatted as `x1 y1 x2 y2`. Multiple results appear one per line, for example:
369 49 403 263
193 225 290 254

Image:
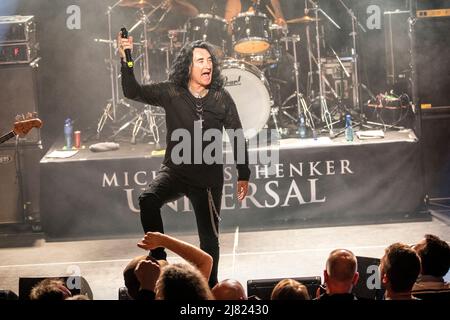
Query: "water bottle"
345 114 354 142
64 118 73 149
299 113 306 139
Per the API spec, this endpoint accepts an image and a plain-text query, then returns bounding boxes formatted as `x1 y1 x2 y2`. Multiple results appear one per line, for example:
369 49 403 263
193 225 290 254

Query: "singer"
117 32 250 288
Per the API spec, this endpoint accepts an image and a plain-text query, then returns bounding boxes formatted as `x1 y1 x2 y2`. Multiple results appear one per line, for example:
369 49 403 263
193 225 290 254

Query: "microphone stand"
308 0 341 136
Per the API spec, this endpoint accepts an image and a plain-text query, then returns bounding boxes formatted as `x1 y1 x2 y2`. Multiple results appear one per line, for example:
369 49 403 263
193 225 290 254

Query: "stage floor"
41 129 418 163
0 215 449 300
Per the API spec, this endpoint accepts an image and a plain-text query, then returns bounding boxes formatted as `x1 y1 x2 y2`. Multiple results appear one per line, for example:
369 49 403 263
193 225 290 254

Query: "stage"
39 129 428 239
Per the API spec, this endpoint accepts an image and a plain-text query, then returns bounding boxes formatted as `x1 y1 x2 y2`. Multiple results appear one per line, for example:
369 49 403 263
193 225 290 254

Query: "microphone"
120 27 133 68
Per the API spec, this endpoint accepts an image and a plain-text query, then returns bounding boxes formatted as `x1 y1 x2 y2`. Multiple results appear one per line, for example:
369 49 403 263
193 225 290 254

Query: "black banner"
40 135 425 238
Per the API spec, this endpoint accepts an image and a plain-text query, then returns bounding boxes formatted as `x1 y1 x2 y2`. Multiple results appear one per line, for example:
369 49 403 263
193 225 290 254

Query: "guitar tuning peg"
26 112 33 119
32 112 38 118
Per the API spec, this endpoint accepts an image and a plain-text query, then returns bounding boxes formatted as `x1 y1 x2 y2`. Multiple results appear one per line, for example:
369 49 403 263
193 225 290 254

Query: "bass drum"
222 59 273 140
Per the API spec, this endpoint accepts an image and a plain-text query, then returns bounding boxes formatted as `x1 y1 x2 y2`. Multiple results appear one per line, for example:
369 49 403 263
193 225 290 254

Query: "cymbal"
118 0 160 9
287 16 321 24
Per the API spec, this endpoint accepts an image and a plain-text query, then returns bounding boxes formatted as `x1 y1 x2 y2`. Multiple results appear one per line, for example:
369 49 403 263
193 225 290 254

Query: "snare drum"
222 59 273 139
186 14 229 56
232 12 271 55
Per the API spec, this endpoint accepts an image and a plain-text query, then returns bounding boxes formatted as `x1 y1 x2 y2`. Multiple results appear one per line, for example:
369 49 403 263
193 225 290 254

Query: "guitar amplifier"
0 16 36 43
0 42 39 64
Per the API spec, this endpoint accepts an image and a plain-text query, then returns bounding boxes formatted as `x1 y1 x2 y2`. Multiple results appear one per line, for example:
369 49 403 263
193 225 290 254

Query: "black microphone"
120 27 133 68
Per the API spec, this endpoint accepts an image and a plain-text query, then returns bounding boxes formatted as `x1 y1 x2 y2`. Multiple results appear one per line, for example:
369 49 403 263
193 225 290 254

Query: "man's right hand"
137 232 166 250
117 32 133 60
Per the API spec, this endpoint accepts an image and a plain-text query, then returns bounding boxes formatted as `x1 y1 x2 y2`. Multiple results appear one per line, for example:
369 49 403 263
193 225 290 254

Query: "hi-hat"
287 16 321 24
118 0 160 9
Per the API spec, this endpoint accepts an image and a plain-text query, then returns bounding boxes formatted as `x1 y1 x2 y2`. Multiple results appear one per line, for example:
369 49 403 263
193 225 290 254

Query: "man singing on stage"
118 34 250 287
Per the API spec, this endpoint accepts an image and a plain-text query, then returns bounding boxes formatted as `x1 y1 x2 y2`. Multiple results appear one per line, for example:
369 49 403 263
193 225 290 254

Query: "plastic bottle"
345 114 354 142
64 118 73 149
299 113 306 139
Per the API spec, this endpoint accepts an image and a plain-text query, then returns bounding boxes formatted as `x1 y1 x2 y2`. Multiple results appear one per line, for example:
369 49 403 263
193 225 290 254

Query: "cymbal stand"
337 0 367 117
308 0 341 136
109 4 170 144
281 35 315 132
95 0 133 139
304 0 314 100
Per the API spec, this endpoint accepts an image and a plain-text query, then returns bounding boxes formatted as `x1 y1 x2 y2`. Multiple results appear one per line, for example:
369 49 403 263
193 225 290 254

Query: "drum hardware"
186 14 229 57
95 1 137 140
95 1 171 144
307 0 341 136
232 11 272 55
118 0 160 9
337 0 367 119
278 35 315 136
221 59 273 140
286 16 321 24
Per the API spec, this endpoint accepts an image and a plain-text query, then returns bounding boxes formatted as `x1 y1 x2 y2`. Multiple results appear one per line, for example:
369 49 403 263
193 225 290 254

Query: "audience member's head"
29 278 72 300
380 242 421 299
271 278 310 300
212 279 247 300
66 294 90 300
413 234 450 278
155 263 214 300
123 255 148 299
123 255 167 299
324 249 359 294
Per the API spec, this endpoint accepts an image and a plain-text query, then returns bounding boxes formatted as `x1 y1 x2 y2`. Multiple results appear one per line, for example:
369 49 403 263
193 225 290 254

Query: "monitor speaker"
0 64 41 146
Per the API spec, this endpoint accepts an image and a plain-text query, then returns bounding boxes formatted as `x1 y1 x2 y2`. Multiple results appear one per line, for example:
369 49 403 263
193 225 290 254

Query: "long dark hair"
168 40 224 91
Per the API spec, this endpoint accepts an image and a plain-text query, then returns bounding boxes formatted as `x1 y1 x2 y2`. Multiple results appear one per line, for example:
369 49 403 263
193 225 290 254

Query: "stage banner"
40 139 425 238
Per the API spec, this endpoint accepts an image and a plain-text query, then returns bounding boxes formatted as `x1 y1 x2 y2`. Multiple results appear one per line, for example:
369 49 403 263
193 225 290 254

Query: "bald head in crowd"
212 279 247 300
324 249 359 294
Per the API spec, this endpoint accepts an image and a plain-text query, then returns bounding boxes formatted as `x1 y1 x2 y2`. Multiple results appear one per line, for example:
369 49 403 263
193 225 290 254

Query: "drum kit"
95 0 366 144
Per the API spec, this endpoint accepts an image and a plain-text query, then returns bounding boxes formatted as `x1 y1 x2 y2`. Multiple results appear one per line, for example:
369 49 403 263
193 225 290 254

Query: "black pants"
138 165 222 288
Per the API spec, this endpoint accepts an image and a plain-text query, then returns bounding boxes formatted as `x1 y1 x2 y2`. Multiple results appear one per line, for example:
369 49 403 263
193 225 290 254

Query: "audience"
412 234 450 299
29 278 72 300
6 232 447 301
379 242 421 300
212 279 247 300
271 278 310 300
155 262 214 300
124 231 213 300
315 249 359 301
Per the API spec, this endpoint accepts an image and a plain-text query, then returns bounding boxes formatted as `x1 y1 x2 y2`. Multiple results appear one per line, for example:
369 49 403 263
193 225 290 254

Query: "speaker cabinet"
0 144 42 224
247 276 321 300
0 64 41 146
384 10 411 90
415 16 450 107
421 107 450 199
